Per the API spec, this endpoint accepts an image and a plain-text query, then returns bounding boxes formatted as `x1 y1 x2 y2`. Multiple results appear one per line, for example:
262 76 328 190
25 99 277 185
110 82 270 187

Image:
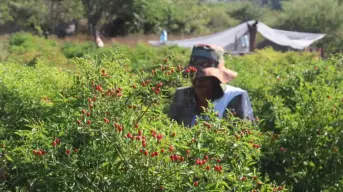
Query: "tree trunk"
84 3 104 48
88 15 99 39
90 22 97 39
87 13 94 36
90 22 104 48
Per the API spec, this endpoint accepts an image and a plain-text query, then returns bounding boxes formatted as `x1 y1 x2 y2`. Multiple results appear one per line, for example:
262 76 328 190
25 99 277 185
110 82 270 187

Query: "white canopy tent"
149 20 326 53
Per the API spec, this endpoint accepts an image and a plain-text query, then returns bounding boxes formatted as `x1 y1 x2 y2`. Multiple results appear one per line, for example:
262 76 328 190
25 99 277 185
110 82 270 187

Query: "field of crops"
0 33 343 191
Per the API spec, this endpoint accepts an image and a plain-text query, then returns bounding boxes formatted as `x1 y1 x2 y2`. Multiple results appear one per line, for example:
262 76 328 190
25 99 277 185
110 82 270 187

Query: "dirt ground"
50 33 200 47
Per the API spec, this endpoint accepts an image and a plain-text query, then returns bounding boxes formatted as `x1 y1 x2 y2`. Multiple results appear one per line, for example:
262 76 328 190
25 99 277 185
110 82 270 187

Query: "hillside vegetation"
2 0 343 52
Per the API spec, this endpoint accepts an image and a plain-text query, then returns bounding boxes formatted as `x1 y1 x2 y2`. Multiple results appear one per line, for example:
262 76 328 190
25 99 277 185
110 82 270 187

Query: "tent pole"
248 21 258 52
234 35 237 51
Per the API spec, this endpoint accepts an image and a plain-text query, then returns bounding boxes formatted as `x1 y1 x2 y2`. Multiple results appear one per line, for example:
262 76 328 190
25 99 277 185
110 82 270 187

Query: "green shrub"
61 42 97 59
226 49 343 191
1 39 343 191
0 54 281 191
6 32 68 67
0 38 9 62
0 61 73 139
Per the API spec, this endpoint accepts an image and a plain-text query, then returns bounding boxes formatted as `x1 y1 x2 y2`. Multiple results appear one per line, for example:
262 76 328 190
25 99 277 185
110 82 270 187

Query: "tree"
47 0 84 30
0 1 12 24
227 1 272 23
81 0 116 38
277 0 343 52
0 0 83 35
1 0 49 33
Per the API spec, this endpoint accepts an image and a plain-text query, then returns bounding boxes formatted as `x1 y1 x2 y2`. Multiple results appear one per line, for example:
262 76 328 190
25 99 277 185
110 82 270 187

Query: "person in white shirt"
168 44 254 127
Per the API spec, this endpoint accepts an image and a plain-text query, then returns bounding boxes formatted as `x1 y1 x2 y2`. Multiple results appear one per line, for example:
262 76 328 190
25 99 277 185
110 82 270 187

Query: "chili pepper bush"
1 33 343 191
0 55 282 192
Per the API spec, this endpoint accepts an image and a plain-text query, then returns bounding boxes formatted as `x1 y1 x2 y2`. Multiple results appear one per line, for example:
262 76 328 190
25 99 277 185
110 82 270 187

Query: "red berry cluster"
126 132 133 139
103 87 123 97
241 129 251 135
33 149 47 156
114 123 123 132
151 82 163 95
160 65 167 71
280 147 288 152
214 165 223 172
125 129 149 148
185 66 197 73
150 130 164 142
65 148 78 155
152 66 175 76
142 139 147 148
203 122 212 129
103 117 110 124
168 145 174 152
95 84 104 92
252 144 261 149
150 151 159 157
51 138 61 147
163 66 175 76
195 158 207 165
137 129 143 136
234 133 241 140
141 79 151 87
273 186 284 191
128 104 137 109
86 96 97 111
234 129 252 141
101 69 109 77
170 154 185 162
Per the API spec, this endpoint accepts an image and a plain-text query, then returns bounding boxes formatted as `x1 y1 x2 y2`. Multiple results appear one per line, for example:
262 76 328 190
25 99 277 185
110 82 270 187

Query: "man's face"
190 57 218 70
192 77 213 102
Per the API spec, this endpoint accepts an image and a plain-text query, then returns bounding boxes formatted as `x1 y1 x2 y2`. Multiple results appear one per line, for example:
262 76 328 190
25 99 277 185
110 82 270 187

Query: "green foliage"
260 59 343 191
225 48 343 191
60 40 191 71
0 38 8 61
277 0 343 52
62 42 98 58
0 60 73 140
1 34 343 191
0 1 12 24
1 0 83 34
6 33 68 67
0 51 282 191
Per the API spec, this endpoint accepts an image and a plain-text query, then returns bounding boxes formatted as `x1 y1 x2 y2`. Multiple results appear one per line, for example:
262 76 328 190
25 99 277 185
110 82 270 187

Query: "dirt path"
54 33 201 47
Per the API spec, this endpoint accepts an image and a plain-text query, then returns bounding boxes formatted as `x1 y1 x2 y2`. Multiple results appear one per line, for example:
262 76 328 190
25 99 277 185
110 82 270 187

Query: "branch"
135 102 153 125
